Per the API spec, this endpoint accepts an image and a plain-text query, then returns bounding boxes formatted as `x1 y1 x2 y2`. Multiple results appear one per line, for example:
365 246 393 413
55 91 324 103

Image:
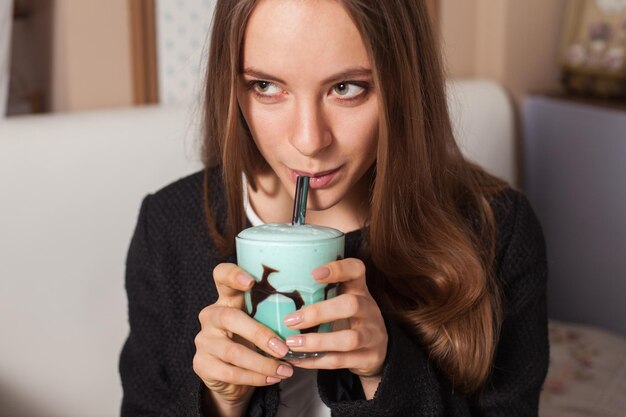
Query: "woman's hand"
282 258 388 398
193 263 293 416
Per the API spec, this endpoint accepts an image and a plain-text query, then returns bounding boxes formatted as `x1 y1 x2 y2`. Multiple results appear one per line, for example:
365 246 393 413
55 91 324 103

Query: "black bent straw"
291 176 310 225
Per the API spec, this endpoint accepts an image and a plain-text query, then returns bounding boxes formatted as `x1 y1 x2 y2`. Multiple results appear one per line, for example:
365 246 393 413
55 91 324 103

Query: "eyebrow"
240 67 373 85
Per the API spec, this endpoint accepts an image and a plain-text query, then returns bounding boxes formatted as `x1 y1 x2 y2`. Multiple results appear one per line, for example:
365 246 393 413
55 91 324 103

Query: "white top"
243 175 332 417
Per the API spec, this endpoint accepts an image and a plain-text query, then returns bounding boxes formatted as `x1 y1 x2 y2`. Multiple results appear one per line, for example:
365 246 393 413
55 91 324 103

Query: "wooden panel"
129 0 158 104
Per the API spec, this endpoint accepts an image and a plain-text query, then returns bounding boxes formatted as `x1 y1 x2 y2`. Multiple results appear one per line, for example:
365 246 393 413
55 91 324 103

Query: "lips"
289 167 341 189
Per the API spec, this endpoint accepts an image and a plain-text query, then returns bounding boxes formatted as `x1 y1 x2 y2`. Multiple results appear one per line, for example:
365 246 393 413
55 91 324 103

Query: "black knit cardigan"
119 168 549 417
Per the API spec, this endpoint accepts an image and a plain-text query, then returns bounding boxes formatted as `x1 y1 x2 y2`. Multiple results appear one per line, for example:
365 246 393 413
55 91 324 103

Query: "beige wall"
51 0 133 112
503 0 568 100
474 0 507 81
440 0 478 78
441 0 568 104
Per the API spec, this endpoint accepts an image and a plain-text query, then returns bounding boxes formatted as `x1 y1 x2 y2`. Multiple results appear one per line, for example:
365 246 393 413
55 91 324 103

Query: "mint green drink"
236 223 344 357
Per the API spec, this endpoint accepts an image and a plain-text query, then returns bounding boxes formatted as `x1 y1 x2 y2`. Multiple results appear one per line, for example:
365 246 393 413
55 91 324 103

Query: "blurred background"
3 0 215 114
3 0 568 114
1 1 625 417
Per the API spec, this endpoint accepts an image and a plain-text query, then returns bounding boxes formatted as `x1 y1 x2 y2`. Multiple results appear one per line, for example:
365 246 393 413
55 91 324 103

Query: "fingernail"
268 338 289 357
266 376 281 384
237 273 254 288
276 364 293 377
286 336 304 347
283 312 303 326
311 266 330 281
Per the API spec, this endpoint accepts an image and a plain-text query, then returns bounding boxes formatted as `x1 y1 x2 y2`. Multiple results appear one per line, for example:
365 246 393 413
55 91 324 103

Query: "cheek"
240 103 287 156
333 105 379 158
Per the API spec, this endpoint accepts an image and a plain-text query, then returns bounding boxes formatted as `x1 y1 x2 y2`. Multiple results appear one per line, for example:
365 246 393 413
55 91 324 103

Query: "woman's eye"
331 82 366 99
252 81 281 95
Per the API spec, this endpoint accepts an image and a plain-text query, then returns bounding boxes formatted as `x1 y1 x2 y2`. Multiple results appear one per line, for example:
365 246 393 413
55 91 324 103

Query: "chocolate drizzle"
249 265 280 318
249 264 338 334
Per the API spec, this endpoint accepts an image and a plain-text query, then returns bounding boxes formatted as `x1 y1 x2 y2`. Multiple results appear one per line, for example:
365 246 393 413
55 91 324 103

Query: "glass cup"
236 223 345 359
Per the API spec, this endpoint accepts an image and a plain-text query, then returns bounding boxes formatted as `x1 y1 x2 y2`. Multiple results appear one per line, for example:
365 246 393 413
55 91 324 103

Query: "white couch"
0 80 514 417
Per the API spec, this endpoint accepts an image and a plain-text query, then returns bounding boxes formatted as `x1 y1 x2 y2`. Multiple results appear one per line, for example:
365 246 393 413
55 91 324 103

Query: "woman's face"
237 0 379 213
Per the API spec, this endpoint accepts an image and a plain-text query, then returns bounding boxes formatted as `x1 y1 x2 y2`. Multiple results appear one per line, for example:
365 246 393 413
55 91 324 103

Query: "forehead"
241 0 371 79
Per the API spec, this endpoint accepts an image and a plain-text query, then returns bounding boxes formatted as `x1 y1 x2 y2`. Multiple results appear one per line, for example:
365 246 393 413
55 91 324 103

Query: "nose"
289 100 332 157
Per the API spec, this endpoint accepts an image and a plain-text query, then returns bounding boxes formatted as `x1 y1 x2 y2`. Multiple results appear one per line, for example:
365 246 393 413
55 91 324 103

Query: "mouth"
289 166 342 189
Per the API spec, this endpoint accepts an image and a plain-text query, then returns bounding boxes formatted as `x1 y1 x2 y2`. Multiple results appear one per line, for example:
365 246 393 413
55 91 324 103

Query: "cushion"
540 320 626 417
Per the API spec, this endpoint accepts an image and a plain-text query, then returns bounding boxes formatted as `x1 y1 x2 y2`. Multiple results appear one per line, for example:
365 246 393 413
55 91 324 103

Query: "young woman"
120 0 549 416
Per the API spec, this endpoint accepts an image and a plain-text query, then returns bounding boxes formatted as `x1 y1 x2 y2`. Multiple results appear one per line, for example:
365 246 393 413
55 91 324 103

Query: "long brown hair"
202 0 505 394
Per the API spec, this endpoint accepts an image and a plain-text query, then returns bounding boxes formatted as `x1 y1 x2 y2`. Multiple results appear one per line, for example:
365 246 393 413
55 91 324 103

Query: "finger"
283 293 367 330
311 258 368 294
213 263 255 302
287 351 349 370
205 337 294 380
203 306 289 358
194 354 283 387
285 329 370 353
290 349 383 377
